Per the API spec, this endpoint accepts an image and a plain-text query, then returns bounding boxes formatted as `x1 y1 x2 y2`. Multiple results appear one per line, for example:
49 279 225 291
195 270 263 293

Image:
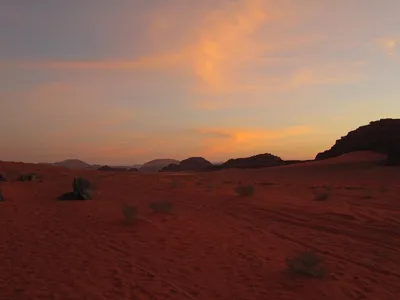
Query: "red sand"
1 154 400 300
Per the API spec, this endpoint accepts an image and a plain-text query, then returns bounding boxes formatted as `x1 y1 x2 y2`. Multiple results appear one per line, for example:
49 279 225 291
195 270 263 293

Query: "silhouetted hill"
139 159 180 172
220 153 283 169
315 118 400 165
52 159 93 170
160 157 212 172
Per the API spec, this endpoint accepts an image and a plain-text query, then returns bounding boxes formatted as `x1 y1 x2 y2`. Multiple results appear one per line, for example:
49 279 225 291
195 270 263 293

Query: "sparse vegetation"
235 184 255 197
223 180 234 184
18 173 37 181
344 186 364 190
149 200 173 213
259 181 275 186
286 250 327 278
73 177 92 200
122 204 139 224
314 192 330 201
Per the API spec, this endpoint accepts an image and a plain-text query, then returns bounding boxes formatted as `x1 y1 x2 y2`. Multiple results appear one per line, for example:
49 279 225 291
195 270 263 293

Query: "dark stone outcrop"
220 153 283 169
315 119 400 162
179 157 213 171
58 177 92 200
160 157 213 172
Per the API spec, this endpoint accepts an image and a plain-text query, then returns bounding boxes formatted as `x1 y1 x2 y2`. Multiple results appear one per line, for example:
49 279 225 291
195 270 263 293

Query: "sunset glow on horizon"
1 0 399 165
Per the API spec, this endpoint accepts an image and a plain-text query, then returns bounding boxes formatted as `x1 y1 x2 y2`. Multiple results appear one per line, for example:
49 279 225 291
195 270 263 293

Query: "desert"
1 125 400 299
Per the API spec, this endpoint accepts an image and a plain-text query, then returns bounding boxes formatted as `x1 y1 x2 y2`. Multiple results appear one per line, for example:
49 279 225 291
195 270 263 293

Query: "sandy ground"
1 152 400 300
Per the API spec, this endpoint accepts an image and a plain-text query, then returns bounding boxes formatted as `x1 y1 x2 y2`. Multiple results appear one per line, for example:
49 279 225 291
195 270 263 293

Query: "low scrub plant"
235 184 255 197
149 200 173 213
286 250 327 278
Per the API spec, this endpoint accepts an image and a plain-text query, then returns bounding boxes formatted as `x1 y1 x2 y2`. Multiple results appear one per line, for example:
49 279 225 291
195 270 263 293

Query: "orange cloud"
195 125 314 157
377 36 399 57
1 0 317 93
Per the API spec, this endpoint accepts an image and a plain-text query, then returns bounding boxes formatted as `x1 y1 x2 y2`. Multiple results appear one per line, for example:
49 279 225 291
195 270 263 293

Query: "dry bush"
286 250 327 278
314 192 330 201
149 200 173 213
18 173 37 182
122 204 139 224
0 173 7 182
235 185 255 197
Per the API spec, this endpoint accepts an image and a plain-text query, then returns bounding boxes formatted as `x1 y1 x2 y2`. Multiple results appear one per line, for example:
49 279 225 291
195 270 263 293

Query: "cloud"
194 125 314 157
377 36 400 57
0 0 321 94
194 60 367 110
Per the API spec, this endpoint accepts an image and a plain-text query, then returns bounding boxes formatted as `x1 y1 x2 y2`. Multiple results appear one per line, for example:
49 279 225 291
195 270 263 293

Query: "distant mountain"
139 159 180 172
39 160 142 170
160 157 212 172
52 159 94 170
221 153 283 169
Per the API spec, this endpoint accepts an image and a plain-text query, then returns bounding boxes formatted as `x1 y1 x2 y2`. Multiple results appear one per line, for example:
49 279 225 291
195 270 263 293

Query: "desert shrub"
235 184 255 197
0 189 4 202
122 204 138 223
314 192 329 201
0 173 7 182
149 200 173 213
18 173 37 181
286 250 327 278
72 177 92 200
259 181 275 186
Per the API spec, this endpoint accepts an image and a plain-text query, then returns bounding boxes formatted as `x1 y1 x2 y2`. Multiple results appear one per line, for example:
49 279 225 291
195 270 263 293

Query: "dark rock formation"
220 153 283 169
0 189 4 202
58 177 92 200
315 119 400 161
160 157 213 172
179 157 213 171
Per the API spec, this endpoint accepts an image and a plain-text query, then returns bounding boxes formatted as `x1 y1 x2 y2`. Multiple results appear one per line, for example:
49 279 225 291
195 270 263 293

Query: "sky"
1 0 399 165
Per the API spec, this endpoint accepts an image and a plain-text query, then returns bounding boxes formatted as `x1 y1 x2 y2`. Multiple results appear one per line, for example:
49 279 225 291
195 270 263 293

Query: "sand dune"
1 158 400 300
